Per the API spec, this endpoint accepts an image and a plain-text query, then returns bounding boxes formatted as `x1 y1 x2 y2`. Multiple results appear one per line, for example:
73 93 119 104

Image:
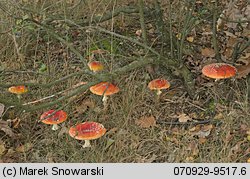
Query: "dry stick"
157 119 222 126
138 0 148 45
43 6 142 26
0 70 87 88
168 0 174 58
22 82 88 106
212 0 221 62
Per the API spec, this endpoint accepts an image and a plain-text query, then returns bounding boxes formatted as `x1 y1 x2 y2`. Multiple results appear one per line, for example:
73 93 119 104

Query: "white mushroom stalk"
52 124 59 131
82 140 91 148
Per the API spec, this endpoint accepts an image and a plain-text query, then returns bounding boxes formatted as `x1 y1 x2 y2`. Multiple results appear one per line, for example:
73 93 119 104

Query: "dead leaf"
10 118 21 128
198 137 207 144
186 36 194 42
0 103 4 117
16 143 33 153
247 158 250 163
185 156 194 162
214 113 224 120
201 48 215 57
190 124 214 138
135 116 156 128
171 127 180 135
0 120 16 138
246 130 250 135
74 99 95 116
176 33 181 40
135 29 142 37
229 142 242 156
188 141 199 156
178 113 192 123
236 63 250 78
236 53 250 65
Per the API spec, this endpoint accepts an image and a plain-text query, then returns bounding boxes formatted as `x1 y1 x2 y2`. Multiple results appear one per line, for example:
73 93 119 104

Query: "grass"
0 0 249 163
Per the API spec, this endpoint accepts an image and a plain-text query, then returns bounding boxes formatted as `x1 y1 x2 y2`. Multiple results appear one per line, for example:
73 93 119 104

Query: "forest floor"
0 0 249 162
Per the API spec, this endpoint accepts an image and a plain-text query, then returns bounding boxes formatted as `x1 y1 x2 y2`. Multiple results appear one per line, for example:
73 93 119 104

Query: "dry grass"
0 0 249 163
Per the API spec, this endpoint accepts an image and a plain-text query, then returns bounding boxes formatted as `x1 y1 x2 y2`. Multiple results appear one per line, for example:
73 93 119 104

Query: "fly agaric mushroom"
202 63 237 81
88 61 104 72
8 85 28 99
69 121 106 148
148 78 170 96
40 110 67 130
90 82 119 107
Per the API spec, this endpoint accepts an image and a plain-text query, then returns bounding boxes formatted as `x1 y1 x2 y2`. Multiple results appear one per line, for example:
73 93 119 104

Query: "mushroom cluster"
6 53 238 151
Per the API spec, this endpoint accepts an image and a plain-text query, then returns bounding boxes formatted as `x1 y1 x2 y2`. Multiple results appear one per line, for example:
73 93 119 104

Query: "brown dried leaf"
201 48 215 57
190 124 214 138
236 63 250 78
185 156 194 162
10 118 21 129
74 99 95 116
178 113 192 123
0 121 16 138
237 53 250 65
188 141 199 156
214 113 224 120
186 36 194 42
135 116 156 128
135 29 142 37
198 137 207 144
229 142 242 156
16 143 33 153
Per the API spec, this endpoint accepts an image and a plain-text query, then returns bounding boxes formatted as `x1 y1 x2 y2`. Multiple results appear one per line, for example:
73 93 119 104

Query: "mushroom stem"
156 89 162 96
82 140 91 148
102 95 108 108
52 124 59 131
17 94 21 100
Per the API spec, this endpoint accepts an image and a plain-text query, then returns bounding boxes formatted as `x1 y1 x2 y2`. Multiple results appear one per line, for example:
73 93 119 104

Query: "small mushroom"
202 63 237 81
8 85 28 99
148 78 170 96
90 82 119 107
69 121 106 148
88 61 104 72
40 110 67 130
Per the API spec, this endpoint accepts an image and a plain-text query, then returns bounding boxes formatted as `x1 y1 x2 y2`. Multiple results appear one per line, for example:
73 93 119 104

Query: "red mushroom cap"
90 82 119 96
148 79 170 90
8 86 28 95
202 63 237 79
69 122 106 140
88 61 104 72
40 110 67 125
